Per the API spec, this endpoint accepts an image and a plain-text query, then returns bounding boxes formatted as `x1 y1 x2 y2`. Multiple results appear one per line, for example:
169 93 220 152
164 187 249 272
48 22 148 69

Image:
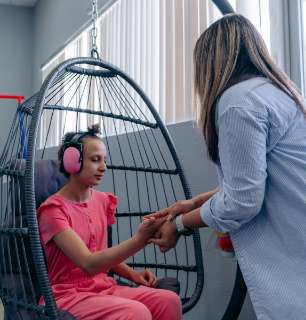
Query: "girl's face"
75 137 107 187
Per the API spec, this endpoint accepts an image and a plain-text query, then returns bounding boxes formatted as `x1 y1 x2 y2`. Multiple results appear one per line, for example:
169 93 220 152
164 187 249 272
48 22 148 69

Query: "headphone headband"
69 131 88 145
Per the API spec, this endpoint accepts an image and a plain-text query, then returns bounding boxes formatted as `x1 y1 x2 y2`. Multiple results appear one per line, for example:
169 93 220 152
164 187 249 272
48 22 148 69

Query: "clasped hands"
138 199 195 252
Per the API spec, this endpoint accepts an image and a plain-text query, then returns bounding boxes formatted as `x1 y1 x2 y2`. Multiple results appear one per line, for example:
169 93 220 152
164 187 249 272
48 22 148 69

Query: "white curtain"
159 0 208 124
41 0 274 147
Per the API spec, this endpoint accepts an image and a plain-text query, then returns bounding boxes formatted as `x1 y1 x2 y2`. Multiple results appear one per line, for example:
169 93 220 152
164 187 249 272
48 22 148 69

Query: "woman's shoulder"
217 77 300 138
218 77 297 116
219 77 269 110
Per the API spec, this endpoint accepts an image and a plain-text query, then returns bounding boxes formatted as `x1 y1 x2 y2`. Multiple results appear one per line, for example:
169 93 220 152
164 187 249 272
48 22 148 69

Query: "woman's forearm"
192 187 219 209
181 208 208 229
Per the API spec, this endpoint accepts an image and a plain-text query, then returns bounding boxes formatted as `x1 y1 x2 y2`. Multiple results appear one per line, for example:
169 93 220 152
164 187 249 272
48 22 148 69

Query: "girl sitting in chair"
37 124 182 320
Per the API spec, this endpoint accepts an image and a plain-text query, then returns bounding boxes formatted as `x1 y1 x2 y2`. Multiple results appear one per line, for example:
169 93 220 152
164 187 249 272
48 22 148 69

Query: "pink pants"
67 285 182 320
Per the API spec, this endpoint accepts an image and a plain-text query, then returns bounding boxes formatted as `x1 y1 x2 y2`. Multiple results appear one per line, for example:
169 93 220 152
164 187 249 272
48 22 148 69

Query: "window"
41 0 273 148
300 0 306 93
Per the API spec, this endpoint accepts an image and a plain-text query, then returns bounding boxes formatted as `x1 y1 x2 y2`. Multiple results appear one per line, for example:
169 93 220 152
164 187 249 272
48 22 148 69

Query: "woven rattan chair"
0 58 204 319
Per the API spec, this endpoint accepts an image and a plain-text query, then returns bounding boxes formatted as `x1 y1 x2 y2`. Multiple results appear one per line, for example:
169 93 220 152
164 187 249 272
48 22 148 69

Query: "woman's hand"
149 220 179 252
146 199 196 222
131 269 158 287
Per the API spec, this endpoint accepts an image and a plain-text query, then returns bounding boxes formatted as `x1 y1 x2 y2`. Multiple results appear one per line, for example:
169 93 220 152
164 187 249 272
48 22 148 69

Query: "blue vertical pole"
18 104 27 159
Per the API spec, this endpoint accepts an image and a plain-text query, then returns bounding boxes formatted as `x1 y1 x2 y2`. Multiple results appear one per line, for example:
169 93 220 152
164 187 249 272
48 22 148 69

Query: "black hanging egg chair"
0 59 205 320
0 0 246 319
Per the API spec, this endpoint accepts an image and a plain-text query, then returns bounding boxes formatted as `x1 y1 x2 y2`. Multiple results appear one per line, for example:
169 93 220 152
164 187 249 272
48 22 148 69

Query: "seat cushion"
34 160 68 208
7 159 67 209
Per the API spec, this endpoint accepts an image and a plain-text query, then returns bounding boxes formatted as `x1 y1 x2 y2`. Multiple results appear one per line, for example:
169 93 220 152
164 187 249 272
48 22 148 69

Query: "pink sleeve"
37 203 71 245
105 193 118 226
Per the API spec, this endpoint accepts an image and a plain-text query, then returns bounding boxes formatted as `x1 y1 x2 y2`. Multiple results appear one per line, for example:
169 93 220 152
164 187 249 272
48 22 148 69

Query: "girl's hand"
145 199 196 222
135 217 166 245
132 269 158 287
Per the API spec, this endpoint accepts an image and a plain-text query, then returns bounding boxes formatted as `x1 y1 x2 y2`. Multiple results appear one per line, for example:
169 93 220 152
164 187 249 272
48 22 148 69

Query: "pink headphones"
62 132 88 174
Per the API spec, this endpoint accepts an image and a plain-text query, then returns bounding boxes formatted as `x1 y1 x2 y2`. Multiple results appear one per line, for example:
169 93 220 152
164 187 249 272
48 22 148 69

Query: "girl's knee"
155 290 182 319
126 301 152 320
161 290 181 305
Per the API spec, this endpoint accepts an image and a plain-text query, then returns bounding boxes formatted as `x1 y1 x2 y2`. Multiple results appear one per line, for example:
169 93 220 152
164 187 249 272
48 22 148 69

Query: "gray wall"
0 1 257 319
0 5 33 149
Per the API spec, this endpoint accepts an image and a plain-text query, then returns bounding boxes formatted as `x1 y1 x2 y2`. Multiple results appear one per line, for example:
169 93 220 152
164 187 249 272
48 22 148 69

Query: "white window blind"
41 0 272 148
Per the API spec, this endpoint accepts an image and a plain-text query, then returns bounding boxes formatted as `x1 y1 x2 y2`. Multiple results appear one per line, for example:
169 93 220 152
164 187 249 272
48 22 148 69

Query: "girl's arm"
111 262 137 281
53 217 165 275
111 263 157 287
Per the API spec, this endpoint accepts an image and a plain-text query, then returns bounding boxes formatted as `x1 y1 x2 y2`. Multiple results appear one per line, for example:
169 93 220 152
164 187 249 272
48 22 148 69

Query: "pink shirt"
37 189 118 308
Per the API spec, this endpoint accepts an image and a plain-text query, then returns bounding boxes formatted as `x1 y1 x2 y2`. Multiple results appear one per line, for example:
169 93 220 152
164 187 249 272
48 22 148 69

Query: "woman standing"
150 14 306 319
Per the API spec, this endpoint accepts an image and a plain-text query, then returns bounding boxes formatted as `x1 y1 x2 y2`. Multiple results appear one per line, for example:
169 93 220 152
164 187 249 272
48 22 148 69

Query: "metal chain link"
90 0 99 58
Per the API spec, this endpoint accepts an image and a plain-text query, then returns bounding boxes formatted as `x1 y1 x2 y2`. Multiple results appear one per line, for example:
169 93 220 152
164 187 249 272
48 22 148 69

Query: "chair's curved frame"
24 57 204 318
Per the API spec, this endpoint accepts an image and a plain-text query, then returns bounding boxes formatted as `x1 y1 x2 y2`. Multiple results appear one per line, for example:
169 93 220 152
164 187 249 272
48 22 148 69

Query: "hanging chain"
90 0 99 58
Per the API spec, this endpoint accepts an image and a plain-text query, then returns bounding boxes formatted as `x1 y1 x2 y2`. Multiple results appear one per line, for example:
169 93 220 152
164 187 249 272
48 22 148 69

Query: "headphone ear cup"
63 146 82 174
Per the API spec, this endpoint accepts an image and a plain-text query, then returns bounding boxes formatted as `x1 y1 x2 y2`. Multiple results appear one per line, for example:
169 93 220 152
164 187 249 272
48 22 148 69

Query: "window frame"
286 0 305 93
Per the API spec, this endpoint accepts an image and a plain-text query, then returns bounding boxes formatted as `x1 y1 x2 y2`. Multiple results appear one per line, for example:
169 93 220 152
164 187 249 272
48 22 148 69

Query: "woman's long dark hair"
193 14 305 163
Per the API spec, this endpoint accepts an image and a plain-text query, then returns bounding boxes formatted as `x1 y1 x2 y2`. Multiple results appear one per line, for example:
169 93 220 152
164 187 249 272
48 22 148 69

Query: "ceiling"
0 0 37 7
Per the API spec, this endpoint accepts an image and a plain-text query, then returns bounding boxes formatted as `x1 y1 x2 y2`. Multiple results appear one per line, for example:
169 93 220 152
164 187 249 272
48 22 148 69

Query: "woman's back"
216 77 306 319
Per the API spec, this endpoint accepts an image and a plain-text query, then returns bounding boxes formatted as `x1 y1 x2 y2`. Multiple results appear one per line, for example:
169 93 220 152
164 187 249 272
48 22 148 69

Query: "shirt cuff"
200 196 223 232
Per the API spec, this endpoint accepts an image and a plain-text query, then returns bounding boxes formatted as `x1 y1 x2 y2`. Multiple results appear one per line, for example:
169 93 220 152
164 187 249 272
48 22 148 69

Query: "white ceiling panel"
0 0 37 7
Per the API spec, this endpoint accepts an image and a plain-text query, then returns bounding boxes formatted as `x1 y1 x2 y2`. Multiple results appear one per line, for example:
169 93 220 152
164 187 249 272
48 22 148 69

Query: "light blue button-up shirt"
200 77 306 320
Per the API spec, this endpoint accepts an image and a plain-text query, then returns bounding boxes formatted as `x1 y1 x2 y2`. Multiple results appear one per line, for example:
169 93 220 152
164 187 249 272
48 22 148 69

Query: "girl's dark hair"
58 123 102 177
